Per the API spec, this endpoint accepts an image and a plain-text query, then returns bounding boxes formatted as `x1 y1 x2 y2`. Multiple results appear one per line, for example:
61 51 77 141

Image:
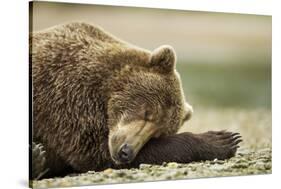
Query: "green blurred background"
30 2 272 148
31 2 271 110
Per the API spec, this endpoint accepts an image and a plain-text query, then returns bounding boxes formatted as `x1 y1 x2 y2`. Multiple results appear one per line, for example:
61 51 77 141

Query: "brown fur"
30 22 240 179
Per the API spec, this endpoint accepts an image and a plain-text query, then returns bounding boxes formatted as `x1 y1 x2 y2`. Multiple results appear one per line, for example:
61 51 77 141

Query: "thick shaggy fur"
30 22 241 179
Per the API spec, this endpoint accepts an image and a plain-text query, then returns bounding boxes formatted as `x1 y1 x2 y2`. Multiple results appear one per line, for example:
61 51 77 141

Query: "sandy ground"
31 148 271 188
31 108 272 188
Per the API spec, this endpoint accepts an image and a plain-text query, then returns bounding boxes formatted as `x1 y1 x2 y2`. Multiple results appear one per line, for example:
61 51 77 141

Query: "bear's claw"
199 130 242 160
31 143 49 180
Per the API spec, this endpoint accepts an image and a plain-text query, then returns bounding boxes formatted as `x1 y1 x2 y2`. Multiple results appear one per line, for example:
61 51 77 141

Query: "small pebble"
167 162 179 168
140 164 153 169
103 168 113 174
232 162 249 169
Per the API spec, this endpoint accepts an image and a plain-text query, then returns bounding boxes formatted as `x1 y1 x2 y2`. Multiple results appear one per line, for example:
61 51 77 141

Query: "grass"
177 61 272 148
177 62 271 109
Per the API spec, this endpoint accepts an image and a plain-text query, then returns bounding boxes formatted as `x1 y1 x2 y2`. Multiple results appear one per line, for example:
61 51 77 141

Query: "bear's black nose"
118 144 133 163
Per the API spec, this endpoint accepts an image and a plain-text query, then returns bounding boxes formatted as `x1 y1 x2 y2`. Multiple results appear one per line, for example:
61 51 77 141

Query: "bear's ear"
149 45 176 73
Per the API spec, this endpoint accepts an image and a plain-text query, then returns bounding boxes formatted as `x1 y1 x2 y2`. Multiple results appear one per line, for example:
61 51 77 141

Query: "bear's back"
30 22 125 67
31 22 151 148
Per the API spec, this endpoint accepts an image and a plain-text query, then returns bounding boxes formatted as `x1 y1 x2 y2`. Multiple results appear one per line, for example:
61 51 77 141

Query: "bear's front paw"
198 130 242 160
31 143 49 180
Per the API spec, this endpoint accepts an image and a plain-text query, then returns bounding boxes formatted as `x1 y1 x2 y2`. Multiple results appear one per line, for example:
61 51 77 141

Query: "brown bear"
30 22 242 179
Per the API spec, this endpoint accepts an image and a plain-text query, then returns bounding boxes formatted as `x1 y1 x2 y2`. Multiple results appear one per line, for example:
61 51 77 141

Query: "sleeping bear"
30 22 242 179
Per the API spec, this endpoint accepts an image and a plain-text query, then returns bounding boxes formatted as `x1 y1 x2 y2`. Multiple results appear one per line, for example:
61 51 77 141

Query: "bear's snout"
109 120 158 164
117 143 134 163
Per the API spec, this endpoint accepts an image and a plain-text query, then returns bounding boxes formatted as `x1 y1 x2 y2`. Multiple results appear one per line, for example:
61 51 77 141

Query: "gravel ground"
31 108 272 188
32 147 271 188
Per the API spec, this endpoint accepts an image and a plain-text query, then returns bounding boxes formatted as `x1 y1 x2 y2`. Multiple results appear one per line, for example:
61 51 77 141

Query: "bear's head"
107 45 193 164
